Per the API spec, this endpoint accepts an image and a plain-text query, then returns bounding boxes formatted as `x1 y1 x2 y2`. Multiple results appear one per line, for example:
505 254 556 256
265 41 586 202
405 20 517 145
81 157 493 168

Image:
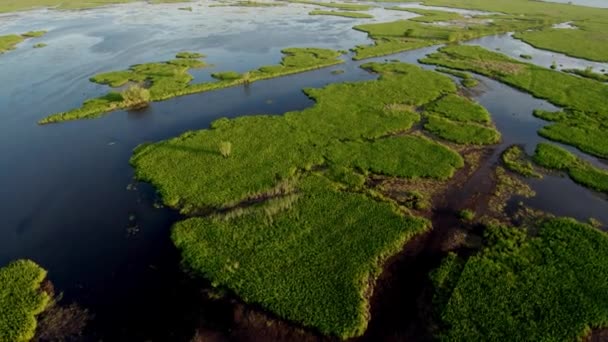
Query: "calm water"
542 0 608 8
1 1 608 340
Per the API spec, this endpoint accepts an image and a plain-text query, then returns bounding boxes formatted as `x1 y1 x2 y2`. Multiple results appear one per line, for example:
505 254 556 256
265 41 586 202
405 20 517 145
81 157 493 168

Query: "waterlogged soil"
2 2 608 341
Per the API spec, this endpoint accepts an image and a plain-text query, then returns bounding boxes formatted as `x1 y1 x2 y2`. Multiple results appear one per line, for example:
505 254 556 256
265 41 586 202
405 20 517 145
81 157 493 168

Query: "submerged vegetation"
0 31 47 54
309 10 373 19
40 48 344 124
0 260 50 342
533 143 608 193
432 217 608 341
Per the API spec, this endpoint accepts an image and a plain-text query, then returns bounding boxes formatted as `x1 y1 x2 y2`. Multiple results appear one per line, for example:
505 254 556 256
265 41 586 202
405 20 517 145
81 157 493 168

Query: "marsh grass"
431 217 608 341
219 141 232 158
424 115 500 145
41 48 344 124
0 260 50 342
211 71 242 80
420 94 499 145
131 62 459 211
458 209 475 221
420 45 608 156
351 38 437 60
33 43 47 48
121 85 151 108
288 0 372 11
130 61 501 338
501 145 541 178
435 67 478 88
563 67 608 82
309 10 373 19
534 143 608 193
352 11 550 60
1 30 46 53
172 175 429 339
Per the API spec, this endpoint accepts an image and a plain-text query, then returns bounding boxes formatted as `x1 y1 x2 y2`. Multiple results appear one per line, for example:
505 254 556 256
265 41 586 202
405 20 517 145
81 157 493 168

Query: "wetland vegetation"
4 0 608 341
40 48 343 124
0 31 46 54
432 218 608 341
131 62 482 336
309 10 373 19
0 260 50 342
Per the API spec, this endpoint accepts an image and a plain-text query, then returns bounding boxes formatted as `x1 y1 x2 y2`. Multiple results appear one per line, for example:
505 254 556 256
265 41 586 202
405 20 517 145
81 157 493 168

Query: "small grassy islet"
533 142 608 194
309 10 373 19
0 260 51 342
431 217 608 341
40 48 344 124
501 145 541 178
435 67 479 88
0 31 47 54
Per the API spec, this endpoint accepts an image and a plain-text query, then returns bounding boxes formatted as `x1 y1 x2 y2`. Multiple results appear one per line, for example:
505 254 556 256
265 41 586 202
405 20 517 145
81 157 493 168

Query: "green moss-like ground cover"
131 61 478 337
0 260 50 342
173 174 429 339
0 31 47 54
287 0 371 11
534 143 608 193
501 145 541 178
40 48 344 124
431 217 608 341
309 10 373 18
421 45 608 157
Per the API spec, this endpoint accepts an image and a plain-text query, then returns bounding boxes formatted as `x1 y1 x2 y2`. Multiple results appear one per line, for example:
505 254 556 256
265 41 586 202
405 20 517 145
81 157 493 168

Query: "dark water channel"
1 3 608 341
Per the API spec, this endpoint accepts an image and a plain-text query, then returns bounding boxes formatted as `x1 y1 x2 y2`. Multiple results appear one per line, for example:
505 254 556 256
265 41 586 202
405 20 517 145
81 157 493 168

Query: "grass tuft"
0 260 51 342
